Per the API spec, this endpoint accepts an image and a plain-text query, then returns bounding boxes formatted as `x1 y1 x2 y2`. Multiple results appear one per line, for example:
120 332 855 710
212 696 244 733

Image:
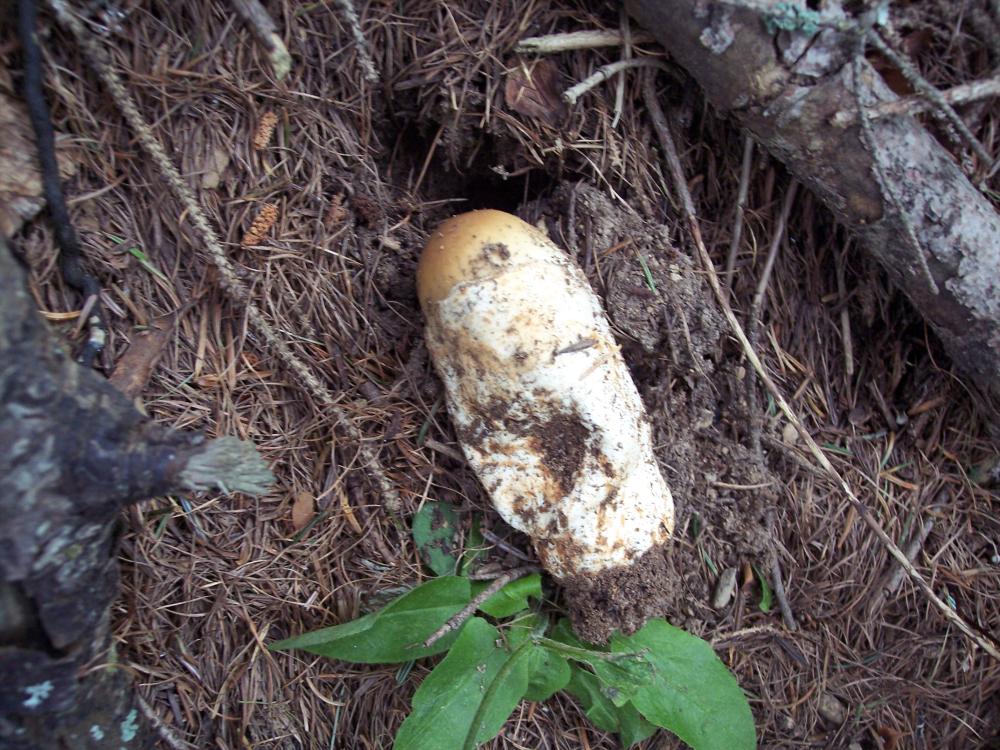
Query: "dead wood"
626 0 1000 399
0 234 271 748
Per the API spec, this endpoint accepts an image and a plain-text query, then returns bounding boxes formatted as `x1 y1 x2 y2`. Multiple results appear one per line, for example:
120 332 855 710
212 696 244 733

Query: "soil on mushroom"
8 0 1000 748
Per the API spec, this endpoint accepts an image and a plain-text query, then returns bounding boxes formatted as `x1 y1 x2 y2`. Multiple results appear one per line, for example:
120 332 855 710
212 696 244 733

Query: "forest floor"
4 0 1000 747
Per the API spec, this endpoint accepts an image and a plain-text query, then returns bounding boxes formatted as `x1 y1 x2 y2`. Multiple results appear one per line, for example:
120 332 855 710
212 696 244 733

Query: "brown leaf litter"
4 0 999 748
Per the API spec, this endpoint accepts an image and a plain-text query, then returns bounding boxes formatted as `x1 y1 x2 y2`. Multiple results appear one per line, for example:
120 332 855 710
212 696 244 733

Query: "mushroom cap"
417 209 556 310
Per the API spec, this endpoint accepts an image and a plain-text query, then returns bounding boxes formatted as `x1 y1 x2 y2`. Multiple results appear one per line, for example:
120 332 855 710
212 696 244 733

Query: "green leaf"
752 564 773 613
549 617 587 648
541 621 653 707
506 612 546 645
525 647 571 702
563 666 656 747
412 501 460 576
394 618 531 750
464 640 535 748
503 613 570 702
476 573 542 618
612 620 756 750
618 700 659 747
270 576 471 663
637 253 657 293
565 666 619 733
460 515 486 576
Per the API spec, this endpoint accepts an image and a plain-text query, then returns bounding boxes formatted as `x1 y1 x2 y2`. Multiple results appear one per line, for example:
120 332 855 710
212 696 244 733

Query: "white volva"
418 210 673 579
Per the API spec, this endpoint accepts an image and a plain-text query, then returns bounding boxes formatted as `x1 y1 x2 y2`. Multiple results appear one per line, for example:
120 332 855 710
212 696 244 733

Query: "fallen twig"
563 57 669 105
48 0 402 516
480 527 536 563
764 508 798 631
835 243 854 377
853 47 938 296
831 75 1000 127
723 134 754 293
642 71 1000 662
135 691 195 750
423 565 541 648
882 518 935 598
612 10 633 129
334 0 379 83
230 0 292 81
516 29 654 54
770 555 798 632
866 30 992 171
746 180 798 458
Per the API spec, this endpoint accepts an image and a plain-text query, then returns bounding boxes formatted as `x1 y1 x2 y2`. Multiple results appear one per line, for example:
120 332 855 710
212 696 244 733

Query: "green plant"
271 503 756 749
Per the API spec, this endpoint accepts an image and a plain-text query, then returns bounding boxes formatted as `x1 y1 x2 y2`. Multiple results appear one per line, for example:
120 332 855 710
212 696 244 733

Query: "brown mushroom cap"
417 209 558 310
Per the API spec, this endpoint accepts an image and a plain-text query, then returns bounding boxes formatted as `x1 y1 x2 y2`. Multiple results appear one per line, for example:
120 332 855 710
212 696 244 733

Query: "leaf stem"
535 637 647 665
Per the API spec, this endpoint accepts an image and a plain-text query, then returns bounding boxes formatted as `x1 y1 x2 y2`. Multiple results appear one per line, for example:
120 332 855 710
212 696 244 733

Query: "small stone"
712 567 739 609
782 422 799 445
817 693 846 726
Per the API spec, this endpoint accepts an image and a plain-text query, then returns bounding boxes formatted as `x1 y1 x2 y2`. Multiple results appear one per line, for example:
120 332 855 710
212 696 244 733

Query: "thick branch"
0 232 272 747
626 0 1000 398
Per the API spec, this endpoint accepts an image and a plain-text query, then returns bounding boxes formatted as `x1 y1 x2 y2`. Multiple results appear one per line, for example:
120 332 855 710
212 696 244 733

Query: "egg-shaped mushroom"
418 209 675 639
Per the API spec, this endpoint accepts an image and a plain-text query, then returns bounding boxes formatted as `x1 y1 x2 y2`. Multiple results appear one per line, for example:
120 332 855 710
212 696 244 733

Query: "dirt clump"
562 543 675 643
535 183 773 639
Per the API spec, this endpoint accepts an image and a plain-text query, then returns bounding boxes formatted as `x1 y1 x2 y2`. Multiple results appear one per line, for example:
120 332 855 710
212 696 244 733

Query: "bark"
626 0 1000 397
0 234 272 748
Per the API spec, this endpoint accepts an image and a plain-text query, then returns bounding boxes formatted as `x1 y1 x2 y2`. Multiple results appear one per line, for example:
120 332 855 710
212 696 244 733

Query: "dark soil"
563 542 675 643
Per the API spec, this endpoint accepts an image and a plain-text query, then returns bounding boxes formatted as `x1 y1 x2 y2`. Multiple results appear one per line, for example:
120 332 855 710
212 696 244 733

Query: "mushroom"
418 210 675 639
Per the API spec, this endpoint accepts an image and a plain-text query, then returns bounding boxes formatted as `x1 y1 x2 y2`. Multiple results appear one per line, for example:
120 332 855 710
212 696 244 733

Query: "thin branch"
749 182 798 328
832 75 1000 127
642 71 1000 662
334 0 379 83
853 49 939 295
866 30 992 170
515 29 654 54
47 0 401 515
135 692 195 750
563 58 670 105
724 134 754 293
883 518 935 597
611 9 632 129
422 566 540 648
230 0 292 81
480 527 536 563
750 180 799 334
770 555 798 631
836 242 854 377
746 181 798 458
